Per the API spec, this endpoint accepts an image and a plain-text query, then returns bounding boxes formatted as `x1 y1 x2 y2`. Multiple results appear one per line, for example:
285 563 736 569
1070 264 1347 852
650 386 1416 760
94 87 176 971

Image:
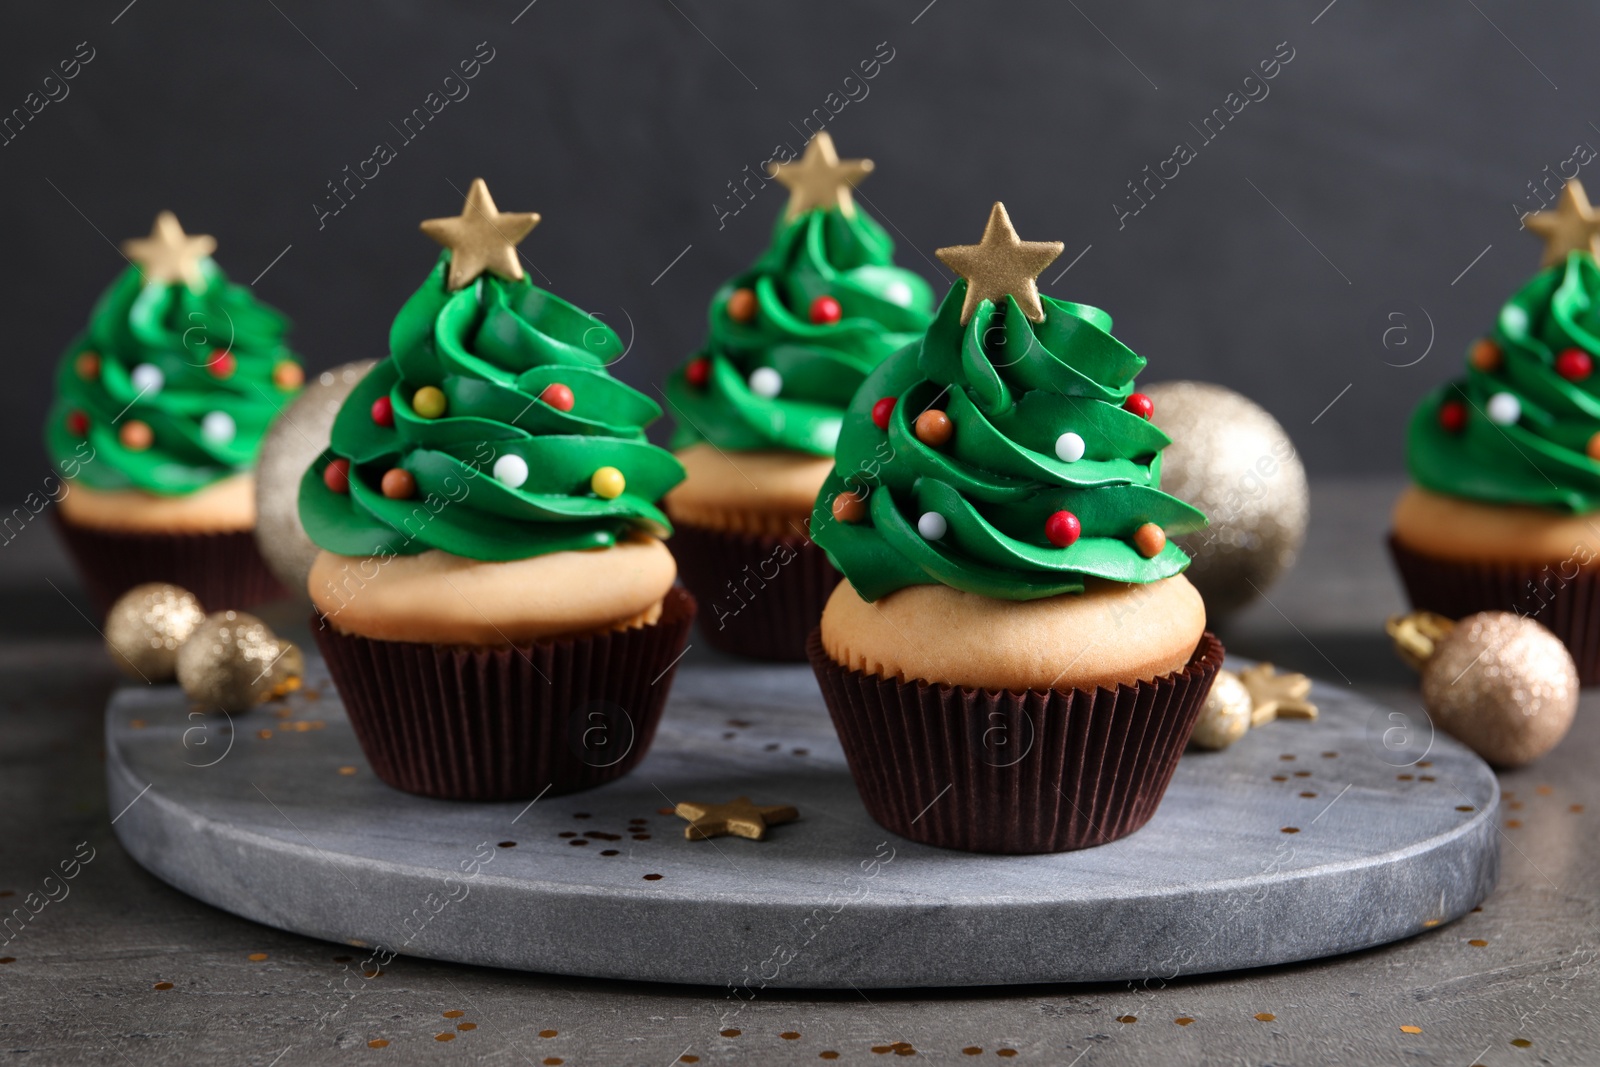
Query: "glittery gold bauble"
104 583 206 681
1143 381 1309 619
176 611 304 713
1418 612 1576 767
1189 669 1252 750
253 360 376 595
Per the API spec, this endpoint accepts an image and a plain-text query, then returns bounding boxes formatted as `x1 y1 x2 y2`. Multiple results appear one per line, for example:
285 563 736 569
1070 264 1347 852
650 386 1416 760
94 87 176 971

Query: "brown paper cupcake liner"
313 586 696 801
52 510 287 617
808 629 1225 854
670 520 841 662
1388 534 1600 684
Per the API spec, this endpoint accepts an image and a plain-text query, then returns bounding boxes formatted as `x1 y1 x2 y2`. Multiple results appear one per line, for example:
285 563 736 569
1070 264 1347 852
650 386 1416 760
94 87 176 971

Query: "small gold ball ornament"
176 610 304 713
1389 611 1577 767
104 583 207 681
1143 381 1309 620
1189 669 1253 750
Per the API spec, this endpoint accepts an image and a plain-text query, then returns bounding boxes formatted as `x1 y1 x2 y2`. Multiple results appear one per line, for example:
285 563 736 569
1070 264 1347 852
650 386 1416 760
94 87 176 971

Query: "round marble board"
106 653 1498 988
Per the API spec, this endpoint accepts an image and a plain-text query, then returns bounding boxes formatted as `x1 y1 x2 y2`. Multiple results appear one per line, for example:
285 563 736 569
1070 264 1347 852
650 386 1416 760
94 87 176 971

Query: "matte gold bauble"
1189 669 1252 750
104 583 206 681
1143 381 1309 619
176 610 303 713
253 360 376 595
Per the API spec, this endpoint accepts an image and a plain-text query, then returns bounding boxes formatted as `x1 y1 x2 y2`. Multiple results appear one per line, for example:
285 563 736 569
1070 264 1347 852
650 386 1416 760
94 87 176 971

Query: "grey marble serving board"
105 654 1499 989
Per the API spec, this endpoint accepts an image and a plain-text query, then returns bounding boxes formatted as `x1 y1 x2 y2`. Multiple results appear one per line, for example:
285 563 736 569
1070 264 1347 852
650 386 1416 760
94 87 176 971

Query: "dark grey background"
2 0 1591 501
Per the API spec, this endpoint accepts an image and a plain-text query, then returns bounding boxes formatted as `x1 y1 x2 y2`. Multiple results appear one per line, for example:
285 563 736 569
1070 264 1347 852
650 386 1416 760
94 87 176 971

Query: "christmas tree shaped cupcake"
809 203 1222 854
46 212 303 612
299 180 693 800
663 133 934 660
1392 179 1600 682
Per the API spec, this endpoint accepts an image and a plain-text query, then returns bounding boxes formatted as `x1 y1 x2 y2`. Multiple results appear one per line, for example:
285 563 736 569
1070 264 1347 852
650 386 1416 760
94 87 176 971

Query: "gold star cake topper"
1238 662 1318 726
769 132 874 220
935 202 1064 324
420 178 541 290
1526 179 1600 266
674 796 799 841
122 211 217 288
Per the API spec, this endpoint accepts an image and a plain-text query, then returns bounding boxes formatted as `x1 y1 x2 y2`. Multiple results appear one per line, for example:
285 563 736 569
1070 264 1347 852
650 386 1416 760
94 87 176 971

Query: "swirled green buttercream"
45 258 301 493
664 206 934 455
1408 250 1600 512
299 253 684 561
813 282 1205 601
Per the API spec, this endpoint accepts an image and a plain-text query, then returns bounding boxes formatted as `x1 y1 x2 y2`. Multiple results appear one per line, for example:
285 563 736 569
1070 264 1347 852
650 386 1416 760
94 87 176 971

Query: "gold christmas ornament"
104 583 207 682
122 211 216 288
674 797 799 841
420 178 540 291
935 202 1063 324
176 611 304 713
1525 179 1600 267
1388 611 1577 767
1143 381 1309 619
254 359 377 594
1189 669 1252 750
769 132 874 220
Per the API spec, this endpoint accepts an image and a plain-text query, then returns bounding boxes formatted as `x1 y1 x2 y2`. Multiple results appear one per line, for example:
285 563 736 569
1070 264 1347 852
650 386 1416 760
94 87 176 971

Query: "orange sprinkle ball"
273 360 304 389
831 491 867 524
726 287 758 323
119 420 154 451
381 468 416 500
914 409 953 447
1469 338 1502 372
540 383 575 412
1133 522 1166 558
76 351 101 380
1587 432 1600 462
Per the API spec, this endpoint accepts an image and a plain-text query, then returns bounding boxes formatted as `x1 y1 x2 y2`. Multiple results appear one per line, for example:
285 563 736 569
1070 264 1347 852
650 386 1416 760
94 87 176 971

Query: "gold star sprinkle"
1525 179 1600 266
122 211 216 288
769 132 874 220
674 796 798 841
1238 663 1317 726
420 178 540 291
935 202 1064 324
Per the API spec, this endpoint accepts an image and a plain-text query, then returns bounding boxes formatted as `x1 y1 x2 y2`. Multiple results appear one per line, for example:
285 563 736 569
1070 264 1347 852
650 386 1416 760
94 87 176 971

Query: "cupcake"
808 203 1223 854
1391 179 1600 682
299 180 693 801
46 212 302 613
662 133 934 660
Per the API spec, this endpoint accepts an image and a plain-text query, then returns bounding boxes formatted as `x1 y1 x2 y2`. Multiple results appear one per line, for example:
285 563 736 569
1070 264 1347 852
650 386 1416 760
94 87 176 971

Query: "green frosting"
813 282 1206 601
45 258 301 494
1408 250 1600 512
665 207 935 455
299 253 684 561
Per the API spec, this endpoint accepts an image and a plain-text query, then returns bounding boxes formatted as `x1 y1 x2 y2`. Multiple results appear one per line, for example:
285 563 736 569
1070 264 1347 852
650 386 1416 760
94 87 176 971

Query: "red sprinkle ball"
1123 393 1153 420
65 410 89 436
1556 348 1593 382
370 395 394 427
810 295 842 325
685 358 711 388
871 396 897 431
540 383 576 412
1438 399 1467 433
1046 510 1082 548
323 458 352 494
208 349 236 379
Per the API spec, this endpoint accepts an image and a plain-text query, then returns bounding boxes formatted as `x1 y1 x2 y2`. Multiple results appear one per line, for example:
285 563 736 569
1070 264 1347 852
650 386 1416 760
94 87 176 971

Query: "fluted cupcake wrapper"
52 510 287 617
808 629 1225 854
314 586 696 801
671 520 841 662
1388 534 1600 684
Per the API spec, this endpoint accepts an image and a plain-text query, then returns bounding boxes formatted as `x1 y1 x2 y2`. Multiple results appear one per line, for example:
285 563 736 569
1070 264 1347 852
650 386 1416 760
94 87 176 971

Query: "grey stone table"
3 478 1599 1065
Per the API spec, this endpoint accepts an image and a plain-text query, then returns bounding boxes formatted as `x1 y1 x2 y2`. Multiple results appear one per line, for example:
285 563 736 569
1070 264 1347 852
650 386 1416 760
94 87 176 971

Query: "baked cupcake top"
665 133 934 457
1407 181 1600 513
299 180 684 562
45 212 303 495
813 203 1205 602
